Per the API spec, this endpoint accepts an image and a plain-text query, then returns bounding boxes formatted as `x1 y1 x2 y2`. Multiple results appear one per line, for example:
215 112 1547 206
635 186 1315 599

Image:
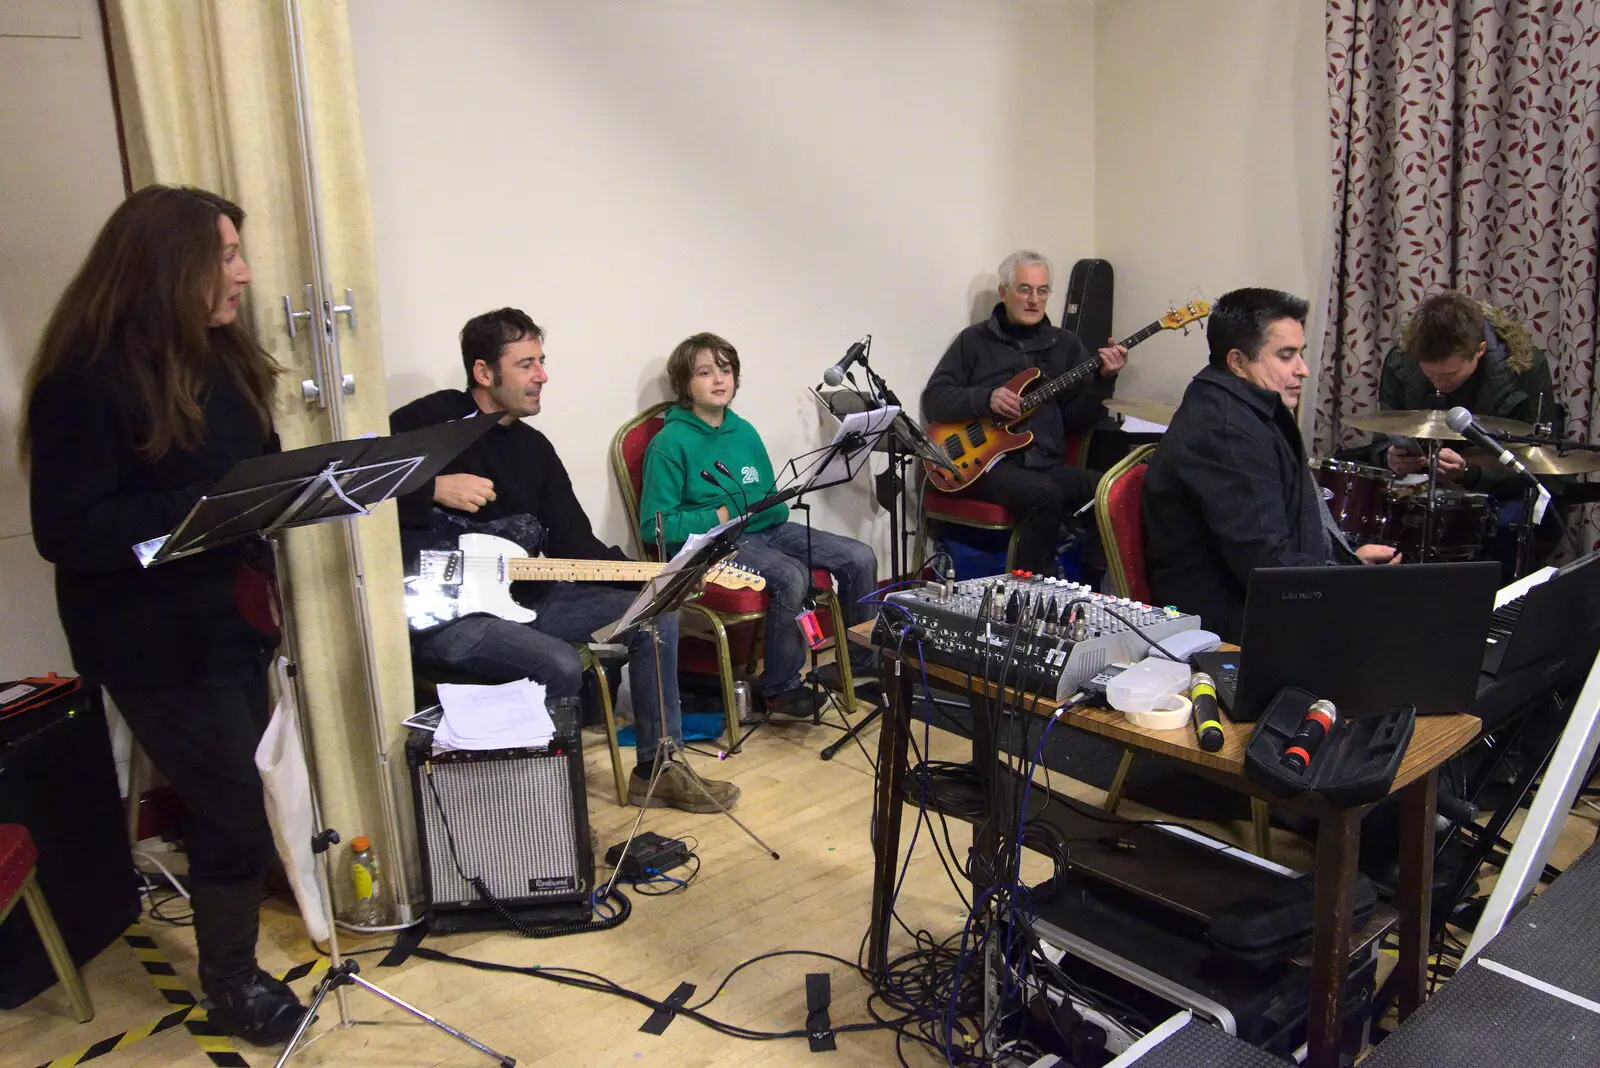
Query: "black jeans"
963 459 1101 573
110 668 276 887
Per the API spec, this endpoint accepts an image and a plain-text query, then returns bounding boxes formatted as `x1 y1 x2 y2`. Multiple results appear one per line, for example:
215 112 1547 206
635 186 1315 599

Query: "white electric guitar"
404 531 764 631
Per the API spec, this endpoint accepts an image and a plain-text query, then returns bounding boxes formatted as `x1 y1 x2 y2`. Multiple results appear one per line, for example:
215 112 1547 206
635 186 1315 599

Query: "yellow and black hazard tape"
31 1006 195 1068
28 923 331 1068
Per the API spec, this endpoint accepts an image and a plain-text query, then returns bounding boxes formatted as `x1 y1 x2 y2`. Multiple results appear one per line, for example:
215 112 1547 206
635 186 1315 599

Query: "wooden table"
852 623 1481 1068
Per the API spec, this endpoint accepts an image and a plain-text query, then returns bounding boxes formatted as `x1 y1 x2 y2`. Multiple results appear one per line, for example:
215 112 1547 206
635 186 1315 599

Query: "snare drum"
1313 459 1393 540
1373 490 1494 562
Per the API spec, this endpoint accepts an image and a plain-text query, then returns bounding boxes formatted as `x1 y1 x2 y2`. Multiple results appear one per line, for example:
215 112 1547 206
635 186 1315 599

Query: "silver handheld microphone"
822 337 870 387
1444 406 1550 522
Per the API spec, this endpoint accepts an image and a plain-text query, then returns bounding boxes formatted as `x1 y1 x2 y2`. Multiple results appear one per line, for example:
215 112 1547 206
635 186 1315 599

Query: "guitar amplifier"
1061 257 1114 347
405 697 593 916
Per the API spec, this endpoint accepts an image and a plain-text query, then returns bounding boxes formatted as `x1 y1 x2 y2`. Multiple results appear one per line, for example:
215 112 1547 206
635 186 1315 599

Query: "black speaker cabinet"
405 699 592 916
0 678 139 1008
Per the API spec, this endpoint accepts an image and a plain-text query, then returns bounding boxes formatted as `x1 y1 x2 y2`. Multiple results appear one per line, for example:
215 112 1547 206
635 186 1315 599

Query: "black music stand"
726 407 900 754
136 414 498 566
596 522 782 901
817 361 959 761
141 415 516 1068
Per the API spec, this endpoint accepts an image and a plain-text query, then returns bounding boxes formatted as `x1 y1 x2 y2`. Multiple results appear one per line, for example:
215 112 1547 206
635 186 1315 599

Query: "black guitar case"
1061 258 1114 347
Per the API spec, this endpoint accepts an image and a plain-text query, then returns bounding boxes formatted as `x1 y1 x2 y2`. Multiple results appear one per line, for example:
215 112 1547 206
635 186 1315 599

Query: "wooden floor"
6 700 1597 1068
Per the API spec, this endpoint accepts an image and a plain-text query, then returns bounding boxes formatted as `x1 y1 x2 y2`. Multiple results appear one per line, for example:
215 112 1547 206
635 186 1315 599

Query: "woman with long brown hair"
25 185 306 1044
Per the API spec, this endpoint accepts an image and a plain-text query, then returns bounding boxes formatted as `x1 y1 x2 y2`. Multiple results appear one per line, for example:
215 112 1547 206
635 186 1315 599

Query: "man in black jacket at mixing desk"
1142 288 1399 643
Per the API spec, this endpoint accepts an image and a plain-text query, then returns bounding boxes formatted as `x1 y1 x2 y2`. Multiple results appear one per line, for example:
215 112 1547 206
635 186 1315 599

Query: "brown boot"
628 763 740 813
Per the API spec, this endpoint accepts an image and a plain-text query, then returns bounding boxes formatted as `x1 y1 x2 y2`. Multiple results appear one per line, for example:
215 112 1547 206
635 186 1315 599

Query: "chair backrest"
1062 429 1093 470
609 401 675 559
1095 443 1157 603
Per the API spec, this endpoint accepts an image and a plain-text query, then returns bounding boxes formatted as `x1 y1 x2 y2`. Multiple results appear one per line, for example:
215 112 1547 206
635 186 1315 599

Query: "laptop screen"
1231 562 1500 720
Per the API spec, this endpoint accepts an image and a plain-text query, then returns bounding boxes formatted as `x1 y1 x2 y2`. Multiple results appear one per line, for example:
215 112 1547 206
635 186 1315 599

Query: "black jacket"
1142 366 1355 643
389 389 624 564
921 304 1113 467
1369 322 1559 497
29 358 281 687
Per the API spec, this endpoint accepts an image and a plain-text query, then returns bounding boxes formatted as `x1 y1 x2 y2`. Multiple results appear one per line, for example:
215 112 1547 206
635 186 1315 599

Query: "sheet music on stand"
810 386 958 478
595 516 744 642
778 405 900 496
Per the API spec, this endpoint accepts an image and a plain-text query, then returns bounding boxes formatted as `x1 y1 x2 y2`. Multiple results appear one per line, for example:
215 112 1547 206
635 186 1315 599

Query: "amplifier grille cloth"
419 754 580 907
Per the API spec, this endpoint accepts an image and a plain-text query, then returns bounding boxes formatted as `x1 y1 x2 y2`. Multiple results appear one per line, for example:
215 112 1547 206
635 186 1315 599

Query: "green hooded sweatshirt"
638 405 789 553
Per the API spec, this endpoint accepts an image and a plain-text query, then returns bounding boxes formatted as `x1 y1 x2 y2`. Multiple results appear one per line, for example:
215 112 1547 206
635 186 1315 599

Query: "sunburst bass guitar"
924 300 1209 492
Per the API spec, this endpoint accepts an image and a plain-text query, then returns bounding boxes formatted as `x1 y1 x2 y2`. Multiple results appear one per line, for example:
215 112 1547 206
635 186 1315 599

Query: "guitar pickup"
965 422 988 447
942 434 966 460
417 549 464 584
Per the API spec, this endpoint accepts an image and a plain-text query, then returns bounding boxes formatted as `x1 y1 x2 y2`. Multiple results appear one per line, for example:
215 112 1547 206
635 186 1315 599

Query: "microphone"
699 468 746 521
822 336 870 387
1445 406 1552 522
712 460 751 516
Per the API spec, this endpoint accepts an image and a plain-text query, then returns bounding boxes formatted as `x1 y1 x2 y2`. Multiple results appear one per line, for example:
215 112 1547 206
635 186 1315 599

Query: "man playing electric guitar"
390 307 740 813
921 250 1128 574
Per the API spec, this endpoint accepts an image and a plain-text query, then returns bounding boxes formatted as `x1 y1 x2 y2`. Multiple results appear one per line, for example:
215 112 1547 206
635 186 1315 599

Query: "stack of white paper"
433 678 555 750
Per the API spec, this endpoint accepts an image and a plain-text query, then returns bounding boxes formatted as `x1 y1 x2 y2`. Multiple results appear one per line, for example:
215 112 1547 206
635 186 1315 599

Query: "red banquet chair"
1093 444 1273 859
0 823 94 1022
610 403 856 752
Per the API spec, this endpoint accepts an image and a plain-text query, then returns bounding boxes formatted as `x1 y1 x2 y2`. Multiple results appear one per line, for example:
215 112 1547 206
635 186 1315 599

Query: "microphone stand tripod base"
275 959 516 1068
602 616 780 905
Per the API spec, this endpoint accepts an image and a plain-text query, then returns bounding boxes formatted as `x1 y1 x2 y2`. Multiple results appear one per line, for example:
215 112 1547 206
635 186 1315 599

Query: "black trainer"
202 968 308 1045
192 880 308 1046
762 686 823 719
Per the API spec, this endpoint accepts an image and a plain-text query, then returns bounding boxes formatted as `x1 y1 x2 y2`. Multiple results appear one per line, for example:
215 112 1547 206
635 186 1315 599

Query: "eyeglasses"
1011 284 1051 299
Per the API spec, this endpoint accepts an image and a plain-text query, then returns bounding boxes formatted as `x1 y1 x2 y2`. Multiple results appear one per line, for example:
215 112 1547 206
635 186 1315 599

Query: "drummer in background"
1143 288 1399 643
1371 292 1559 495
1370 292 1562 571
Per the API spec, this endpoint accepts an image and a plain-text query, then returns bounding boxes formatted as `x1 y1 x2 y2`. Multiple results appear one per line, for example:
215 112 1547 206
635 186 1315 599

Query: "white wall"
349 0 1097 560
1093 0 1331 419
0 0 127 679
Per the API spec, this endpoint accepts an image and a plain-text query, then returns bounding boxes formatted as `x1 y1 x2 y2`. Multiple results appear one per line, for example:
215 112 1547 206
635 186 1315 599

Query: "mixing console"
872 571 1201 700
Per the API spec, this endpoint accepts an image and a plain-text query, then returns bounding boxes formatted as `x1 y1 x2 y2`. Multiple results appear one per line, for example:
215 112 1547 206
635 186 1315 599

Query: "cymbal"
1462 444 1600 475
1344 409 1533 440
1104 397 1177 427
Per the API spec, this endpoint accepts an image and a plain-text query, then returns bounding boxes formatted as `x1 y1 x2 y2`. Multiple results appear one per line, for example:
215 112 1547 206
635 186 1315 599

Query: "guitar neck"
1018 318 1161 414
506 557 666 583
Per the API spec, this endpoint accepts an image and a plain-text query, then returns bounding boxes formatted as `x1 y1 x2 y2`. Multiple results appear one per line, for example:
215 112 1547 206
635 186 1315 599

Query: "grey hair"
998 250 1053 288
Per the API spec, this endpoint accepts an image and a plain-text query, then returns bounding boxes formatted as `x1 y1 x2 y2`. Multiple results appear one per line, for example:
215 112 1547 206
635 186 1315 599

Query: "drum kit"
1321 409 1600 566
1100 395 1600 570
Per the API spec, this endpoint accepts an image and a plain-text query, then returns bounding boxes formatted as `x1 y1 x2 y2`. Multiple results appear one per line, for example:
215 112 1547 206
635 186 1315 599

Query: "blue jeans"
412 583 681 762
733 522 878 695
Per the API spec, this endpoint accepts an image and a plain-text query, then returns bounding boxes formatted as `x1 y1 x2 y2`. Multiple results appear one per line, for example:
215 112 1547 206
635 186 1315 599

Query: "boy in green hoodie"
639 332 879 718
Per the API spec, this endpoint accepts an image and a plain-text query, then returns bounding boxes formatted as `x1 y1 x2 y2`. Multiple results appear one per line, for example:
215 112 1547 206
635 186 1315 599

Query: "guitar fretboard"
506 559 665 583
1015 319 1162 415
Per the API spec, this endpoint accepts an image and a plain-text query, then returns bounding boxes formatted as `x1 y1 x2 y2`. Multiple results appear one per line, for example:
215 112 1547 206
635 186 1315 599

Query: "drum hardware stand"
1421 438 1441 563
600 529 783 904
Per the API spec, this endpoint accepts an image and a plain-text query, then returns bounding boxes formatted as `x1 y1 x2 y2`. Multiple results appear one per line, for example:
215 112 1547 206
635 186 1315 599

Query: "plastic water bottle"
348 835 387 926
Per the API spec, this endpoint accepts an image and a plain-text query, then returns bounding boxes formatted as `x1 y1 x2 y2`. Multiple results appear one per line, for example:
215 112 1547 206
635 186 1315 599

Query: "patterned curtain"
1319 0 1600 546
